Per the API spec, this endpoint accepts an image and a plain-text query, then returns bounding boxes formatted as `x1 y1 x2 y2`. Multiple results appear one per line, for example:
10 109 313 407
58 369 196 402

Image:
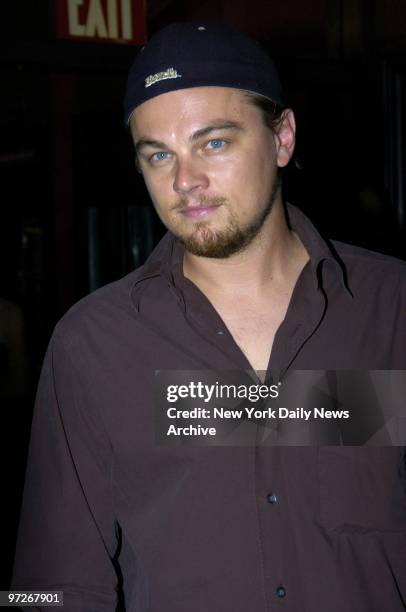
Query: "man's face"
130 86 294 258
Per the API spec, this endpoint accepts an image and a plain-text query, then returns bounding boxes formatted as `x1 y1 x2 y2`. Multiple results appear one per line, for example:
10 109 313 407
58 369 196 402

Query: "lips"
178 198 224 219
179 203 223 219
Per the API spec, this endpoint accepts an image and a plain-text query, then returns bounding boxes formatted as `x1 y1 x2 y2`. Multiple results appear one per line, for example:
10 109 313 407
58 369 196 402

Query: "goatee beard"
176 175 281 259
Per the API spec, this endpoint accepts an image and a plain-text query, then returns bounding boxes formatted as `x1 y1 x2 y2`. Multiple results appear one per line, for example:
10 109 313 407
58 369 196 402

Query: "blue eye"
150 151 169 162
207 139 226 150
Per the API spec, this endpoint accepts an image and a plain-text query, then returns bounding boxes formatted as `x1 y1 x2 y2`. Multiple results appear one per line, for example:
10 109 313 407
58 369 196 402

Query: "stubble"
172 175 281 258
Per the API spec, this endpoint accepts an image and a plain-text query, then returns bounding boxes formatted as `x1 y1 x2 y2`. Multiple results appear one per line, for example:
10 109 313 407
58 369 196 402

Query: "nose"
173 156 209 195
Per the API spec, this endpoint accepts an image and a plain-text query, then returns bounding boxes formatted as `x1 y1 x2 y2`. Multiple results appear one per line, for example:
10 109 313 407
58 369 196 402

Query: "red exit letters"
55 0 145 45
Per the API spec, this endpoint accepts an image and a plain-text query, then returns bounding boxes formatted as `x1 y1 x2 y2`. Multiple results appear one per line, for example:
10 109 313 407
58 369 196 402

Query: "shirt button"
216 330 225 335
266 493 277 504
276 586 286 598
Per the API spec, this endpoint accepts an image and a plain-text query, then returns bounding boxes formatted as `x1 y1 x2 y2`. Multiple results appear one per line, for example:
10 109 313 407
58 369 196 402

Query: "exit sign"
55 0 145 45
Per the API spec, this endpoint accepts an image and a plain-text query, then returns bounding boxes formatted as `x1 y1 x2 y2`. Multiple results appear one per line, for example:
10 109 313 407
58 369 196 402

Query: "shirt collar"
130 202 352 310
284 204 351 295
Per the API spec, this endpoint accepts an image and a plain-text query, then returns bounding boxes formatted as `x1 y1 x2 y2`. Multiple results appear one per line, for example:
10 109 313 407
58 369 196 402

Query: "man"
13 21 406 611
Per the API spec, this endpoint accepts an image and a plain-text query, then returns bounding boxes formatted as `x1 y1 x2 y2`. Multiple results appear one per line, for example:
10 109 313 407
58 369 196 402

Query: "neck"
182 200 309 297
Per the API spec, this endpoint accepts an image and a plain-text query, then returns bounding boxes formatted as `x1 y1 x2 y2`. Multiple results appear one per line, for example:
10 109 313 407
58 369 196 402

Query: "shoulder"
47 232 177 357
331 240 406 290
52 267 145 348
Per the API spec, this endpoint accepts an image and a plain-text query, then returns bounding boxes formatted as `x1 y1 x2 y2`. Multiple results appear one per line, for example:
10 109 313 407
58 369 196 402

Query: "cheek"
248 149 278 198
210 155 251 190
220 146 273 180
214 153 275 202
142 172 173 212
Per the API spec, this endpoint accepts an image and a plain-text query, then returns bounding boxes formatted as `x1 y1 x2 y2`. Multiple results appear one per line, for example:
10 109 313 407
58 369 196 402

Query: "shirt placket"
173 246 330 610
254 267 328 609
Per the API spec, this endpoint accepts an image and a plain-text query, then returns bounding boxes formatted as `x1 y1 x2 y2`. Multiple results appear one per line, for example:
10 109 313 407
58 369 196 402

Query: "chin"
180 226 253 259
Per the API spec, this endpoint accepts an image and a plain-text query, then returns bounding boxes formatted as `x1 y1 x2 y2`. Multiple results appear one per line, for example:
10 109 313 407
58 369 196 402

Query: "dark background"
1 0 405 587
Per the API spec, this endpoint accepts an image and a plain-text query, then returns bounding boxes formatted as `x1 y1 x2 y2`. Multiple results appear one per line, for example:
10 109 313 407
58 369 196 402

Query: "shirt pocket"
318 447 406 533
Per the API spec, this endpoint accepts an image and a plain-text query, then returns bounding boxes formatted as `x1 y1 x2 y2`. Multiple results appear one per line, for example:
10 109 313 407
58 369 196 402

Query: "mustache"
172 195 227 210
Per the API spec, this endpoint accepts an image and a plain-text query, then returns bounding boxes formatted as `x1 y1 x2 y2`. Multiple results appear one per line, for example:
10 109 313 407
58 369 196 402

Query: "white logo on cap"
145 68 182 88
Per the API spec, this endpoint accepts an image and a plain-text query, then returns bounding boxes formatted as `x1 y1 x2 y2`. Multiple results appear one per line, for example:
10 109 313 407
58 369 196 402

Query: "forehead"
129 86 259 138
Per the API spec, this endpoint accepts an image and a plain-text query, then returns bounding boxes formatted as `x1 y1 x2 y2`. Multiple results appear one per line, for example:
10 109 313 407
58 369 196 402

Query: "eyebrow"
190 120 243 142
134 120 243 154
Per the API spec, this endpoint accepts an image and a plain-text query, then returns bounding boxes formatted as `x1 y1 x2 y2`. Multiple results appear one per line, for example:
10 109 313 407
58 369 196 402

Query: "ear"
274 109 296 168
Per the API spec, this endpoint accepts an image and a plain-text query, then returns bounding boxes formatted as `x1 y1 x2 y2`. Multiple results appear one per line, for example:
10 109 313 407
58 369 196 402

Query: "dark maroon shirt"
12 205 406 611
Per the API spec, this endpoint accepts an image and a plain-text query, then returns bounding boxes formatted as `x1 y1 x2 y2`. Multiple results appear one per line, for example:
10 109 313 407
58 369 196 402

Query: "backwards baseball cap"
124 21 285 126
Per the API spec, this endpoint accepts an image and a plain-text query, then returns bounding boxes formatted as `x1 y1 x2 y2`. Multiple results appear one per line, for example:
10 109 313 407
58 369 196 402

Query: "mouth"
178 203 223 220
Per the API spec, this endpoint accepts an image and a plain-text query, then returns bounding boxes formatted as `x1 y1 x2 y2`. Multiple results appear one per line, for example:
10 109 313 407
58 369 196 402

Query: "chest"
211 295 291 373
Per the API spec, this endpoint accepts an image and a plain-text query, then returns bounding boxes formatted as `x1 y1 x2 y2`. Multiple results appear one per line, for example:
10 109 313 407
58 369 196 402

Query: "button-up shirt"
12 204 406 611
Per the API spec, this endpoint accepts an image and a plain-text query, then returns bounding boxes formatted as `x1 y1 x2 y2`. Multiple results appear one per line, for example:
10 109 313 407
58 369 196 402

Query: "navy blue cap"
124 21 285 126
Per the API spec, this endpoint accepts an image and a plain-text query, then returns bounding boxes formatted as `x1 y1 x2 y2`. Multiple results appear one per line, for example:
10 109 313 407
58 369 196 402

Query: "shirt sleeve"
11 328 120 610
